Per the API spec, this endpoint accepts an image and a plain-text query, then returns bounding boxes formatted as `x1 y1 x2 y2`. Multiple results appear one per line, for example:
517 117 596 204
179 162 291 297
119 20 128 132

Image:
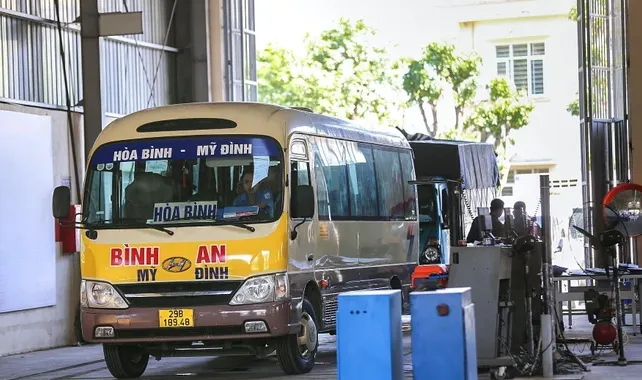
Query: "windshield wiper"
88 218 174 236
217 221 256 232
166 217 257 232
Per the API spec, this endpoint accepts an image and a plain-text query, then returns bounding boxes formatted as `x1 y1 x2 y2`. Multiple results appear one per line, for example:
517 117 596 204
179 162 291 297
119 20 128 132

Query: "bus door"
288 138 318 275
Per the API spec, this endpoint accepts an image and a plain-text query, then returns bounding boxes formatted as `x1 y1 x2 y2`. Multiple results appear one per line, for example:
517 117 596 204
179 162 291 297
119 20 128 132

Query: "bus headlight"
230 273 290 305
420 246 441 264
80 280 128 309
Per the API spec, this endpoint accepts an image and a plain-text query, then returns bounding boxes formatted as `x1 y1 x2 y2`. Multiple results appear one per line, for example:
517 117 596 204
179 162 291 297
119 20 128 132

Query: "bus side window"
290 161 311 217
441 188 449 229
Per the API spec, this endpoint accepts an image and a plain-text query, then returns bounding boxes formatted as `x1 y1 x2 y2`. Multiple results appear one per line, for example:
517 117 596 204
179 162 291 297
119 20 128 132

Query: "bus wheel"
103 344 149 379
276 298 318 374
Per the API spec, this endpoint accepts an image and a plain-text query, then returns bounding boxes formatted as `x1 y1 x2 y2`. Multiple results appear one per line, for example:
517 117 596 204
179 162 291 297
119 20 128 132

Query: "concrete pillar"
337 289 404 380
627 1 642 262
79 0 104 159
175 0 212 103
208 0 227 102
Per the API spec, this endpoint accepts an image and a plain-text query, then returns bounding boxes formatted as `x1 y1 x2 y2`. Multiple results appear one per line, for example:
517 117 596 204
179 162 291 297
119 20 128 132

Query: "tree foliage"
399 41 533 174
400 59 443 136
257 46 324 110
257 18 536 174
423 43 482 130
399 43 481 136
257 18 400 125
464 77 535 151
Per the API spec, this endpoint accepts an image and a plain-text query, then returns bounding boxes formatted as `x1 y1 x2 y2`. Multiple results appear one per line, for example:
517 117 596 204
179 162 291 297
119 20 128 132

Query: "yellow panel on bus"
80 218 289 284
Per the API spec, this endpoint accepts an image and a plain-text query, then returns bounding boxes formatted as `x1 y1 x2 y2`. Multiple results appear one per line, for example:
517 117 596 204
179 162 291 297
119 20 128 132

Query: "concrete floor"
2 316 642 379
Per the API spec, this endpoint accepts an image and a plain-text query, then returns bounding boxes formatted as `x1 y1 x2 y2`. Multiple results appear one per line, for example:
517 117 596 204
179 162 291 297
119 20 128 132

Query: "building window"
501 187 514 197
496 42 545 96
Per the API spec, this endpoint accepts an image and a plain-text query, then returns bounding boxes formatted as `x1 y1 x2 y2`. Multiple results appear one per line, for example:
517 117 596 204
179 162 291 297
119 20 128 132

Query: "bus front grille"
114 281 242 308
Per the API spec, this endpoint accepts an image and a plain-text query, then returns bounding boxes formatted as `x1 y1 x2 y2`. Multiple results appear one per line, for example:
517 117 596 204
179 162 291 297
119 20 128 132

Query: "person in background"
233 169 274 217
513 201 541 238
466 198 505 243
513 201 529 236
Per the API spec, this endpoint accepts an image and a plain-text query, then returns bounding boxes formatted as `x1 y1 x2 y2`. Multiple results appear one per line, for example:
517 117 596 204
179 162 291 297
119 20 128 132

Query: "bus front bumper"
81 301 298 343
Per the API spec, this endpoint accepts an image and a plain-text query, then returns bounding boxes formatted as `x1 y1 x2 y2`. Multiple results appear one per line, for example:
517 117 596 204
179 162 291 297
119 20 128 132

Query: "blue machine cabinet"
337 289 404 380
410 287 478 380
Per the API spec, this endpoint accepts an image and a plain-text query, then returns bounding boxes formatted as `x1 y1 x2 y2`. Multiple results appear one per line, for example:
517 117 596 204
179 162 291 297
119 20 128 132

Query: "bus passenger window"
399 151 417 220
346 142 377 217
312 138 349 219
373 148 405 219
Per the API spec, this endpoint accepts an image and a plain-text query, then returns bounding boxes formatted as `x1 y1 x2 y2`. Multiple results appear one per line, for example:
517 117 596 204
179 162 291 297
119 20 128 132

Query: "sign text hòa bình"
112 147 172 162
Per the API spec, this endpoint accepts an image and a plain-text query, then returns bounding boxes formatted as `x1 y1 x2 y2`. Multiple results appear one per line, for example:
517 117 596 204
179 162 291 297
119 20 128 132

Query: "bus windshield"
84 136 283 227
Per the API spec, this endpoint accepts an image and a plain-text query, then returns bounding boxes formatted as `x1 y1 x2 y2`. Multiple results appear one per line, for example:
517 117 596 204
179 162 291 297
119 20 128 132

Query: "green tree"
400 59 443 136
257 45 325 110
423 42 482 131
257 18 401 125
464 77 535 177
399 42 481 136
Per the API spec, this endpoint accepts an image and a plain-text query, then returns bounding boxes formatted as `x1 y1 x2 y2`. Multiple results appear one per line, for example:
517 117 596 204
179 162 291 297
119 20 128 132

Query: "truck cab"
396 128 500 290
416 179 450 265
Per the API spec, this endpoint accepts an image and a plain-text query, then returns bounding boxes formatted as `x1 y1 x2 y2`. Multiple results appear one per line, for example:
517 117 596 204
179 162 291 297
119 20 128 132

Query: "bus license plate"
158 309 194 328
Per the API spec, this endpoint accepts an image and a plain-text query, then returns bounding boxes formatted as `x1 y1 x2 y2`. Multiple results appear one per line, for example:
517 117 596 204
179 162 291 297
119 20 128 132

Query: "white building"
439 0 583 266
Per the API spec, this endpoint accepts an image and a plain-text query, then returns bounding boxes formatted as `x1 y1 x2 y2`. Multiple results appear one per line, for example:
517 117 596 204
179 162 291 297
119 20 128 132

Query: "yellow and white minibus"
52 102 419 378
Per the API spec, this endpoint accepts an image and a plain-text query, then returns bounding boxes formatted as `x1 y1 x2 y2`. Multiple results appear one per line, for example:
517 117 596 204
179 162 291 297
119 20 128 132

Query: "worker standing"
466 198 505 243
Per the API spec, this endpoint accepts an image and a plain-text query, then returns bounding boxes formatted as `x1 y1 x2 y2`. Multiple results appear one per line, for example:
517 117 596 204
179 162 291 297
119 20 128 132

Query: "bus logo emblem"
162 257 192 273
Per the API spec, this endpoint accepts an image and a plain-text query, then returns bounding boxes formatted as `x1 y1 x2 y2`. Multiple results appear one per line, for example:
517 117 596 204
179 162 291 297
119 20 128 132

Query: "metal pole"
539 174 555 377
80 0 103 159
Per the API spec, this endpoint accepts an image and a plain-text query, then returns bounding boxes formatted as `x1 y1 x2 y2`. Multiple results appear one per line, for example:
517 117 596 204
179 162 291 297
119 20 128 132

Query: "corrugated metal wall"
0 0 177 116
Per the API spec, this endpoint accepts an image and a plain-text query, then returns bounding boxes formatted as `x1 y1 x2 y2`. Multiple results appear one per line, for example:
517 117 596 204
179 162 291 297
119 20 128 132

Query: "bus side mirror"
292 185 315 219
53 186 71 220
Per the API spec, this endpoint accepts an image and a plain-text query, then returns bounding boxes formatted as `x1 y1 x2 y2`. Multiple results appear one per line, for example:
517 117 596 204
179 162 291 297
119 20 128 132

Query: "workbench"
553 273 642 334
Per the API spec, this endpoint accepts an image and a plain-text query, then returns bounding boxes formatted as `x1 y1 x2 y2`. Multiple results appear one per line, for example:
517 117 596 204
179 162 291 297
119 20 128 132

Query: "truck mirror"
52 186 71 219
292 185 315 219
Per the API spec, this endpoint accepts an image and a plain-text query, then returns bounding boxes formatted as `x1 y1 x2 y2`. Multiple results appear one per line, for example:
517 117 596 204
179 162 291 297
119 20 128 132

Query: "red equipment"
593 321 617 346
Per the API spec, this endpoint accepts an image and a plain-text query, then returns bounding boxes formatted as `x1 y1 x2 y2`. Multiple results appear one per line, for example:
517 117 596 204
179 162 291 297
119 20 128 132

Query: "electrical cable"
53 0 81 202
147 0 179 108
122 0 154 94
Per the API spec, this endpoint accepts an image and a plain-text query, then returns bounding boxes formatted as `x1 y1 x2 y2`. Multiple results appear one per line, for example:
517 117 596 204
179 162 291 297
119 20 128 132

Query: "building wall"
453 1 581 181
0 0 253 356
0 0 177 115
442 0 583 229
0 103 80 356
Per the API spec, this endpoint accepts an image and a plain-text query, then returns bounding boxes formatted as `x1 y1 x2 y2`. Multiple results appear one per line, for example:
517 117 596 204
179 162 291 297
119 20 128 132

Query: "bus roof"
91 102 409 156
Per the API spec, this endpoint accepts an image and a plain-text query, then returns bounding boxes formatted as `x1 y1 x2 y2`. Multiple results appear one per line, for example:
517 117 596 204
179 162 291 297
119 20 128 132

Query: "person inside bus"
232 169 274 217
124 161 175 220
466 198 505 243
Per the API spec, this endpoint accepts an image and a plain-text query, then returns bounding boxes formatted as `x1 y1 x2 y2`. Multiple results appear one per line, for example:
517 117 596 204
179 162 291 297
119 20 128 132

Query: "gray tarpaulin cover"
396 128 500 190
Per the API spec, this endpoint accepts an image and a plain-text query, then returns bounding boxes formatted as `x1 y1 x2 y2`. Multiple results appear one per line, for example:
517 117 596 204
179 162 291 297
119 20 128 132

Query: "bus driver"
233 169 274 217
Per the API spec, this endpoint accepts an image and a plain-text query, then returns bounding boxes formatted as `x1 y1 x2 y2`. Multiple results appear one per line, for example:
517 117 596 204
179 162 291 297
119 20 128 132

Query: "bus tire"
276 298 318 374
103 344 149 379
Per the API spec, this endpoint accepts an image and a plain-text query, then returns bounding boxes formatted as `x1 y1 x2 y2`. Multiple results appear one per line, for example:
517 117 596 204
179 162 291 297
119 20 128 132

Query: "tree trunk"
454 106 462 131
430 102 439 137
418 103 430 133
480 130 490 143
